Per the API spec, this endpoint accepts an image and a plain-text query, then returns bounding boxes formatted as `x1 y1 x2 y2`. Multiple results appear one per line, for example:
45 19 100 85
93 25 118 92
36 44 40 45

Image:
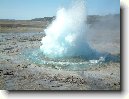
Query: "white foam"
40 0 96 59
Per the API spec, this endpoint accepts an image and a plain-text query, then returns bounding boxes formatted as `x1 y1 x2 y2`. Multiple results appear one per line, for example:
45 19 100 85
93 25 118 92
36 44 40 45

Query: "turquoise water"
22 48 120 71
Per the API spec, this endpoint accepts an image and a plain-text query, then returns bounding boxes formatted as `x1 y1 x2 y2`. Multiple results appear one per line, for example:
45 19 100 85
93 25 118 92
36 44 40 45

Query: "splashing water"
40 0 98 59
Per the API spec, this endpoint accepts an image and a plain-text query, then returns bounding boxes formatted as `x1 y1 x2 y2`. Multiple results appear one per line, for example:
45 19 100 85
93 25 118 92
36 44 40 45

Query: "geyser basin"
22 48 120 71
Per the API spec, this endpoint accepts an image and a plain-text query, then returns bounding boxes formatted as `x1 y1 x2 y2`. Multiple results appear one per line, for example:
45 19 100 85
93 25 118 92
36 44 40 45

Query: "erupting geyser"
40 0 98 59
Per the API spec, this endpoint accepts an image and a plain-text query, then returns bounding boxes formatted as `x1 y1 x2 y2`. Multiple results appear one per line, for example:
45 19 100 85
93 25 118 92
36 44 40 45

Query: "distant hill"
0 19 15 21
31 16 55 22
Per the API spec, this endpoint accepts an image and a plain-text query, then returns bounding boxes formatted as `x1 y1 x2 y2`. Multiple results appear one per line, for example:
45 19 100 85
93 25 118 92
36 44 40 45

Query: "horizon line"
0 13 120 21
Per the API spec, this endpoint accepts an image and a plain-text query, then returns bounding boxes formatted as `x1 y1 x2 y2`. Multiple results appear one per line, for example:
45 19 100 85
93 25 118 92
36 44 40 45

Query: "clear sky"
0 0 120 20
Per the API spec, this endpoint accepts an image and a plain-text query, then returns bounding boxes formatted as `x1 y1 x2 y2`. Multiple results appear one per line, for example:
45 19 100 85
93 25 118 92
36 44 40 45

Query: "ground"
0 15 120 90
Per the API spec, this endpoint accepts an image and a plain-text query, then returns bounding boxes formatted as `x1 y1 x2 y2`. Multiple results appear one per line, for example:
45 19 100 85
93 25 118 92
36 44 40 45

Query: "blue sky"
0 0 120 20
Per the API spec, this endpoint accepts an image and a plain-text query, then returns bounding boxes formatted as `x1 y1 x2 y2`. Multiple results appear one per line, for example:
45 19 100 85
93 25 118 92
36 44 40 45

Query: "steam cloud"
40 0 98 59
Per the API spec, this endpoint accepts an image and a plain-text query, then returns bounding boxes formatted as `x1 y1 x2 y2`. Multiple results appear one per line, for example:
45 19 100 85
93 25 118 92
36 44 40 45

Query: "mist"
40 0 99 59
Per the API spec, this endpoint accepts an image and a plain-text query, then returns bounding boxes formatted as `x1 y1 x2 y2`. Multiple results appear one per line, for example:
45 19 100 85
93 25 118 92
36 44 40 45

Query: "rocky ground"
0 32 120 90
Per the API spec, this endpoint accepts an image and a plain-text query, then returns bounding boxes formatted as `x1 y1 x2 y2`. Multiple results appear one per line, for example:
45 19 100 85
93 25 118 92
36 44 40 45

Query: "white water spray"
40 0 97 59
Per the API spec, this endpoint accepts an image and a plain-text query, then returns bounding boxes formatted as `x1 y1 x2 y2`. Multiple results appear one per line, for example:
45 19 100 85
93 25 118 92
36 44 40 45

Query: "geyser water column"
40 0 97 59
